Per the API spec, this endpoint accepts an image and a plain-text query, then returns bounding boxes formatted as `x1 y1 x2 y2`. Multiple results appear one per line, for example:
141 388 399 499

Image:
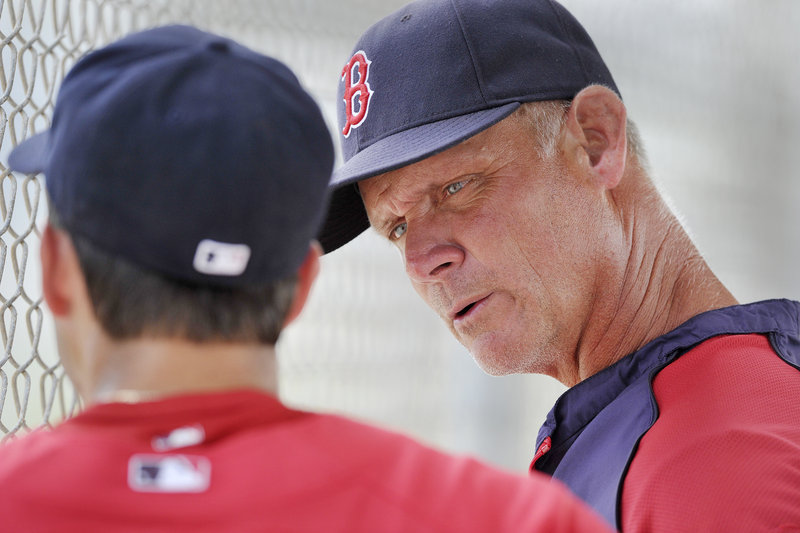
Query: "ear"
282 241 321 327
40 223 79 316
562 85 627 189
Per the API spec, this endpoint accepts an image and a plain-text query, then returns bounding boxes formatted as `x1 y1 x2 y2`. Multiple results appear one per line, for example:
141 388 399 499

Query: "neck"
566 177 737 385
89 337 278 405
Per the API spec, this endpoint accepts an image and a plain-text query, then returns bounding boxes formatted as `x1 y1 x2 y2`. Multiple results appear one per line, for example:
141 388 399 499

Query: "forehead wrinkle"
361 171 421 235
362 168 425 220
360 177 395 233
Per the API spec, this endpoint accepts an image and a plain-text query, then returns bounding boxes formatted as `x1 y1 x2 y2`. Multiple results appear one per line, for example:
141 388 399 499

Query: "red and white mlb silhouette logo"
341 50 374 138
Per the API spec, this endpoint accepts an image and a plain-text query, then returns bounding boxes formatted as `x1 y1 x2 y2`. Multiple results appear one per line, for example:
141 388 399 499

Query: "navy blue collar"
536 299 800 456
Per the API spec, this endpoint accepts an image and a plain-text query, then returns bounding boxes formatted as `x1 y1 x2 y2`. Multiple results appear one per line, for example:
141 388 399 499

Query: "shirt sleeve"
621 334 800 532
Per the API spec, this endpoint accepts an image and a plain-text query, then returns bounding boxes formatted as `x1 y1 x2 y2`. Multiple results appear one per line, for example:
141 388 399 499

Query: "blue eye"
391 222 407 239
446 181 466 195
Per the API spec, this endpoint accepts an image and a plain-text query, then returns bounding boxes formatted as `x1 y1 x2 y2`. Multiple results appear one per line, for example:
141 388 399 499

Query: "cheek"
474 199 557 271
479 198 595 322
464 205 521 251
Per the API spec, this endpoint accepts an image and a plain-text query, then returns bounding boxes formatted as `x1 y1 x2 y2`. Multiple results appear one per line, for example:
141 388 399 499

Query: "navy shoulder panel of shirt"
530 299 800 528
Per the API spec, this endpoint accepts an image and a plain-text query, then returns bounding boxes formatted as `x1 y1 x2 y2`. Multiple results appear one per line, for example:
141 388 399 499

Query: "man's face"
359 115 614 379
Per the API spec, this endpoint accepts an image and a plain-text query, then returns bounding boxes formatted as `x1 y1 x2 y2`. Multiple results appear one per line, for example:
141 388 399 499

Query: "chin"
468 334 559 377
463 334 514 375
469 346 525 376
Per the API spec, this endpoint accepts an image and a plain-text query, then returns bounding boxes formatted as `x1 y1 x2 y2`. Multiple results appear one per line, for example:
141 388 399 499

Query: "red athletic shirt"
622 334 800 531
0 389 611 532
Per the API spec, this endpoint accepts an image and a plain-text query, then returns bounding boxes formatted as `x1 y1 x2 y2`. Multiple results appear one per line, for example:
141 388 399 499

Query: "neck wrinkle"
572 188 736 386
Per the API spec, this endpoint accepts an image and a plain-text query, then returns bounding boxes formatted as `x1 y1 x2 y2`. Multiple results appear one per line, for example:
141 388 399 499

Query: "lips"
451 294 491 322
456 302 476 317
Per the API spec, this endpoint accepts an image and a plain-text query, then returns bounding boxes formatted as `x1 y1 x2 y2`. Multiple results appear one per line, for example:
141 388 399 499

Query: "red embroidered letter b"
341 51 374 138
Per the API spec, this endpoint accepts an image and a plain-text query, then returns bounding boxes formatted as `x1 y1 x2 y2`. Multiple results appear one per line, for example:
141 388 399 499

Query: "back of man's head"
9 25 334 344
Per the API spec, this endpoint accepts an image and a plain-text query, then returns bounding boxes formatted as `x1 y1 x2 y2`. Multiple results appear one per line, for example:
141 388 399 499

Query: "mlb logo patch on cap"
128 454 211 493
193 239 251 277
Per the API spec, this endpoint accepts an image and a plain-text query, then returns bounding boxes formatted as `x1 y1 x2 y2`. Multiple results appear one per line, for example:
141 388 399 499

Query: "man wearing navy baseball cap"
319 0 800 530
0 24 614 532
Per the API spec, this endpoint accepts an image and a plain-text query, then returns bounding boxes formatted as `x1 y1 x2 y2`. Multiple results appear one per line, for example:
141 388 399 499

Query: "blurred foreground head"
10 25 334 348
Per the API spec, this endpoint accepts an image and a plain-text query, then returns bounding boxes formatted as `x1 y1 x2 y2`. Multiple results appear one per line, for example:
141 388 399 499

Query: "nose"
402 222 464 283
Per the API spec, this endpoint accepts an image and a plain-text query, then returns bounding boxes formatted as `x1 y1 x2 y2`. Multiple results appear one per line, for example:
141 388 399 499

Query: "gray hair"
514 99 647 165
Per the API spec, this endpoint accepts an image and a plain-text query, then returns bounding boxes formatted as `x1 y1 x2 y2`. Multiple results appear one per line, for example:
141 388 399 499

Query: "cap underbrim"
8 132 50 173
319 102 520 253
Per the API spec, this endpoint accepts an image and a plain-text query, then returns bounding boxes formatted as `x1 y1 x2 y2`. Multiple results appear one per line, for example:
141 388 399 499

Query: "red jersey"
0 389 611 532
621 333 800 531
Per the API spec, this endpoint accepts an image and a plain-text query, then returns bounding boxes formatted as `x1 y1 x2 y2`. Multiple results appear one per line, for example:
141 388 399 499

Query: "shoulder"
0 427 72 476
622 333 800 531
0 427 85 518
647 333 800 426
302 414 612 533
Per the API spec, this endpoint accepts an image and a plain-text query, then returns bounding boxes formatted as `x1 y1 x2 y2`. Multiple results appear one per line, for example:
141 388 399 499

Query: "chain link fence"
0 0 179 436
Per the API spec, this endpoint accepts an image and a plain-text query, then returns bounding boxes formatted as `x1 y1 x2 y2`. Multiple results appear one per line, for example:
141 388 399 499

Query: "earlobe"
563 85 627 190
282 242 321 328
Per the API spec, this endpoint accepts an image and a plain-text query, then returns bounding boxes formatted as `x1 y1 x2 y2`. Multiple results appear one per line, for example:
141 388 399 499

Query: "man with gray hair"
319 0 800 530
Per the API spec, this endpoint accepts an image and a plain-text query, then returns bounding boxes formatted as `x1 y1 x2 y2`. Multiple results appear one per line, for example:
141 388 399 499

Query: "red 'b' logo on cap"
341 51 374 138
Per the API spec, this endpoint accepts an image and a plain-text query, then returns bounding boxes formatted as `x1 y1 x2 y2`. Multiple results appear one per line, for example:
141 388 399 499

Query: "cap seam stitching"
449 0 489 104
546 0 592 88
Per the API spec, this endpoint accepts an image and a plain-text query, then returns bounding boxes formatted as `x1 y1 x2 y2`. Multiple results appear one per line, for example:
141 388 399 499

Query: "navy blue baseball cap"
9 25 334 287
318 0 618 253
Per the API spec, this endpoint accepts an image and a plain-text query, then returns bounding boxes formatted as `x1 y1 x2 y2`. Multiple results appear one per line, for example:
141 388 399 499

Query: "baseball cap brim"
319 102 520 253
8 132 49 173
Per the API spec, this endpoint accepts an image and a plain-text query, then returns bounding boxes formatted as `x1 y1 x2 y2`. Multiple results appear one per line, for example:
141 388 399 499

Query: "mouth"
455 302 476 318
451 294 491 322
